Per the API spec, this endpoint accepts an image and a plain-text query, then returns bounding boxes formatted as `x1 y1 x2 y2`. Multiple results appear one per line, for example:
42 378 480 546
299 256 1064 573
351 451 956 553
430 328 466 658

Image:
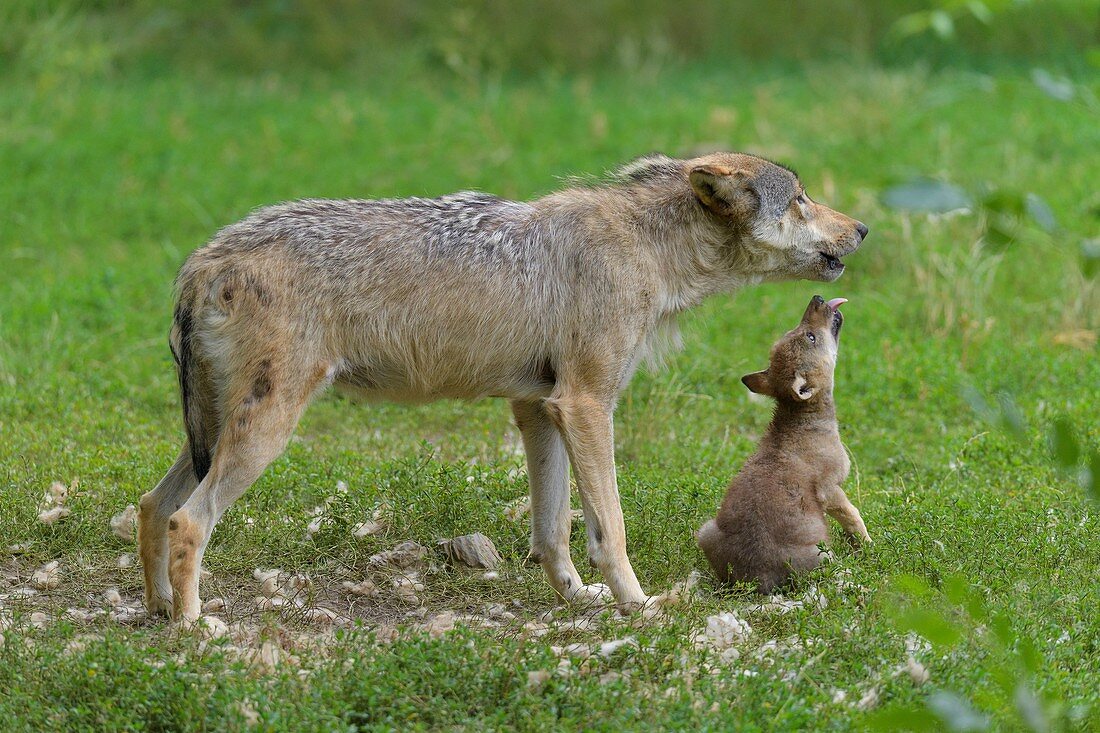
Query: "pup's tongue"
826 297 848 311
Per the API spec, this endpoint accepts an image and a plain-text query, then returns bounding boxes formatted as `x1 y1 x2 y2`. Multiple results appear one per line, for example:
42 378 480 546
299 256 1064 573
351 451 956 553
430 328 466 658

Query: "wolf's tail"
170 298 213 482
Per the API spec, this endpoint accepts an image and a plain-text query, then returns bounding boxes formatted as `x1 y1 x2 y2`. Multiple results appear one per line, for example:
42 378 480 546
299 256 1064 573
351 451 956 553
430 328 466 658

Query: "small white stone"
700 611 752 649
47 481 69 505
484 603 512 620
238 700 261 727
598 637 637 657
253 568 282 583
352 520 382 538
282 573 312 597
342 579 379 597
259 575 284 599
254 595 288 611
116 553 135 569
31 561 61 590
557 616 595 633
906 657 930 685
370 541 428 570
29 611 50 628
194 615 228 639
393 573 424 605
857 687 880 711
502 496 530 522
103 588 123 607
304 607 340 625
527 670 551 689
65 607 96 623
522 622 551 638
202 597 226 613
110 504 138 542
37 506 71 525
804 586 828 610
482 571 500 581
424 610 456 638
258 641 280 670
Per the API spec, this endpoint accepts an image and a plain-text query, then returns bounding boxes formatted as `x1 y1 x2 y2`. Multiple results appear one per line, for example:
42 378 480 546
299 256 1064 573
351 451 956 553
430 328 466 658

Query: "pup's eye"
795 194 807 206
806 332 816 344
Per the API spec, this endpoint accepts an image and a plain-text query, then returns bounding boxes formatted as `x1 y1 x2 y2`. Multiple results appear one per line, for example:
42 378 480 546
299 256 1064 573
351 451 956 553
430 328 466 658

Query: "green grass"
1 61 1098 731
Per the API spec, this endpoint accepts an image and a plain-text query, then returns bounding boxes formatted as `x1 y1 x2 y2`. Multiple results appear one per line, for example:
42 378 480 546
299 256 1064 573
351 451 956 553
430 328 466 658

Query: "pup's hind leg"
166 359 330 622
138 449 199 616
696 519 733 583
511 400 588 601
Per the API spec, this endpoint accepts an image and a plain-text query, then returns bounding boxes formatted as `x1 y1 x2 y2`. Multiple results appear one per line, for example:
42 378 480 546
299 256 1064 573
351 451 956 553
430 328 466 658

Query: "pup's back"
699 295 853 593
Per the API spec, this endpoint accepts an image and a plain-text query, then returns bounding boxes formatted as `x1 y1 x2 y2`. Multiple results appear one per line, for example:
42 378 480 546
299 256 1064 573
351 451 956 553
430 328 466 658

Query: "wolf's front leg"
825 488 870 544
543 391 647 610
510 400 591 601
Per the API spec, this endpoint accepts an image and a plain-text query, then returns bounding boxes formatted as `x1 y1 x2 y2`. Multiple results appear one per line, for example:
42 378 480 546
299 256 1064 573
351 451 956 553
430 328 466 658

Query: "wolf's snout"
855 222 868 240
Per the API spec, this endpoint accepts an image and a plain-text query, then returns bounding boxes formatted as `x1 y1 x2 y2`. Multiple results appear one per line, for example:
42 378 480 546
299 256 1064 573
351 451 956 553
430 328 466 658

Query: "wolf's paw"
144 593 173 618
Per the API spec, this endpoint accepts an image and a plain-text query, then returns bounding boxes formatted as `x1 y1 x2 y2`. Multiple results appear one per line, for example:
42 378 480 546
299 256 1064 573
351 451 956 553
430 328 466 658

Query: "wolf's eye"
806 332 816 344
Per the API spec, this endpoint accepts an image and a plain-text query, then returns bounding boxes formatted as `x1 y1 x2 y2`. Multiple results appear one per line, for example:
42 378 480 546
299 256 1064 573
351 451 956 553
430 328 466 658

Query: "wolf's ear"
790 372 815 401
741 370 773 397
690 165 754 215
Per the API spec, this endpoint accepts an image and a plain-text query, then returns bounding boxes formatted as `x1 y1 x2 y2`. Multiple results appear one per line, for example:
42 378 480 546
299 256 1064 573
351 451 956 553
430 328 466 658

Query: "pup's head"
741 295 847 405
687 153 868 282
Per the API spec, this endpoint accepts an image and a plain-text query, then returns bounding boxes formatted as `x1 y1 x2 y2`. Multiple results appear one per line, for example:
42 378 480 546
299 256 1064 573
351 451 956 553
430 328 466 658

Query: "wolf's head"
687 153 867 283
741 295 846 405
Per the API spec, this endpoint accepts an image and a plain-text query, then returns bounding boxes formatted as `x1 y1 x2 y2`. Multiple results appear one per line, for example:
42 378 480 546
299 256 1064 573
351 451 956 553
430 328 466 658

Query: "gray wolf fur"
138 151 868 621
697 295 870 593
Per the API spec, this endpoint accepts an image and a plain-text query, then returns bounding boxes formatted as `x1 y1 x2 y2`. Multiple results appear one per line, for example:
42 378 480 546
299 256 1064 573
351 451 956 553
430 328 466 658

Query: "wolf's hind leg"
511 400 587 601
138 449 199 616
167 358 328 623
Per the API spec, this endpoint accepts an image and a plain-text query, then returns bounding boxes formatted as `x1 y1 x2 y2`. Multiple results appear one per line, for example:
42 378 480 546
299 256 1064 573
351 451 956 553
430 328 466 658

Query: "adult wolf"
138 152 868 622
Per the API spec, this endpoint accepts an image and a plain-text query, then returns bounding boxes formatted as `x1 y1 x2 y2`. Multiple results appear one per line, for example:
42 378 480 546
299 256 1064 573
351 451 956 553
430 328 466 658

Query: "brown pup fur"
137 152 867 622
697 295 869 593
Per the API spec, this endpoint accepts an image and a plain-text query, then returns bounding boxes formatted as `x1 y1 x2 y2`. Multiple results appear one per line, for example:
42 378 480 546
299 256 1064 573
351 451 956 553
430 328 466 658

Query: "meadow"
1 24 1098 730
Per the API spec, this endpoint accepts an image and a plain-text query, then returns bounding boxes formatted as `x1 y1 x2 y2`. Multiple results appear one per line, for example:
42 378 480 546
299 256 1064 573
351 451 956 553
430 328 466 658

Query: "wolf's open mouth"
826 297 846 337
820 252 844 271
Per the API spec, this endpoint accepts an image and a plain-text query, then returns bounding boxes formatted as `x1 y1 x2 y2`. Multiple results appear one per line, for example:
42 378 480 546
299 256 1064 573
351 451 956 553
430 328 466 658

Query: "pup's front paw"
844 530 872 548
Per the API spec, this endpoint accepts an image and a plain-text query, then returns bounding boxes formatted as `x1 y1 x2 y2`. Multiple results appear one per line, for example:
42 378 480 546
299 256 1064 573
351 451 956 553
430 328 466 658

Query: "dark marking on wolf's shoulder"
248 359 273 403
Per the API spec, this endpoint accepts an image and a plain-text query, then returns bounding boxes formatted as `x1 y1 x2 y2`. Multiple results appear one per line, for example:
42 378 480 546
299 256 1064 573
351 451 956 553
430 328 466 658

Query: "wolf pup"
697 295 870 593
139 152 867 622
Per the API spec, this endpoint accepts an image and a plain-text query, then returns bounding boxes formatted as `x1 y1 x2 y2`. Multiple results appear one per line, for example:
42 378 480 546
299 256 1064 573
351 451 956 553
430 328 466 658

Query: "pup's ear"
690 165 754 215
790 372 815 401
741 370 773 397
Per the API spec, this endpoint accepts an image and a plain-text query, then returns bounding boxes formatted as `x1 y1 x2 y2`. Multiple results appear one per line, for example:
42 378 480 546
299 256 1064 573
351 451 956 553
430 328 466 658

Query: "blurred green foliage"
2 0 1096 81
